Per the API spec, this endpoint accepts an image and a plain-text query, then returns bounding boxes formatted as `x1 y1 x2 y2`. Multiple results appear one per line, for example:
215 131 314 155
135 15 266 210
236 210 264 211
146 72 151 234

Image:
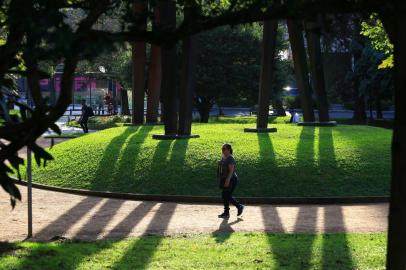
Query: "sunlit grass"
0 233 387 270
25 119 391 197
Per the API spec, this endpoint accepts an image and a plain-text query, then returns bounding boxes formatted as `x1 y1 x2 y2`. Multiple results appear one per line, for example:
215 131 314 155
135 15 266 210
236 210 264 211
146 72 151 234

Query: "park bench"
42 134 82 147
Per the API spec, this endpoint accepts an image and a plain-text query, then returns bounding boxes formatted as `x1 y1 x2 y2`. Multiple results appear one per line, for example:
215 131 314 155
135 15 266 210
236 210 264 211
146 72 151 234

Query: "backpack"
86 106 94 117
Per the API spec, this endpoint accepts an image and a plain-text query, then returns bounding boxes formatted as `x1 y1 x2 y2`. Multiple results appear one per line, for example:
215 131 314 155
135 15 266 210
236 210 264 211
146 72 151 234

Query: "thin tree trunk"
384 3 406 268
273 99 286 116
195 96 213 123
49 77 56 106
146 8 162 124
352 90 366 124
287 20 315 122
351 20 367 124
257 20 278 129
178 34 196 135
159 0 177 135
306 19 330 122
131 0 147 124
376 98 383 119
121 89 130 115
368 96 374 120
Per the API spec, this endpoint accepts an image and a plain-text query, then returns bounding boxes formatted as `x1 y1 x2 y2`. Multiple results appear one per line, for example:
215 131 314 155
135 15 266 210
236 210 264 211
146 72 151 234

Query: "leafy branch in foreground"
0 0 395 207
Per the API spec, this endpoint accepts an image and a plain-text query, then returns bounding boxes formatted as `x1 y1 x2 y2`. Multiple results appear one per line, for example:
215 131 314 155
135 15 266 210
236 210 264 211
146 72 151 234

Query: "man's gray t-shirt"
219 155 237 179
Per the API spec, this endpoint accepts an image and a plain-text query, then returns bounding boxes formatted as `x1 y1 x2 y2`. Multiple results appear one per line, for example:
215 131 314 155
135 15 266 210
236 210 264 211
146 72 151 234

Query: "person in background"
79 99 93 133
217 143 244 218
289 109 295 123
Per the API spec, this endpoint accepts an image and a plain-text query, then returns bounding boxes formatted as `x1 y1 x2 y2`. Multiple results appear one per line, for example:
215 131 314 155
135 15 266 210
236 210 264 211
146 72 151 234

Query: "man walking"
79 99 93 133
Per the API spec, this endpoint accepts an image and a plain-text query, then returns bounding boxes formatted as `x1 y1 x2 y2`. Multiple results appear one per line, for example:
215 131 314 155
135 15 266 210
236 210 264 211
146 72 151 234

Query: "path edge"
12 179 389 205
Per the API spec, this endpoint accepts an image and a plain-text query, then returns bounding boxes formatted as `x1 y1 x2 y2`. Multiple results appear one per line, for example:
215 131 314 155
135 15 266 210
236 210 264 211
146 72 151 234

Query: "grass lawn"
0 233 387 270
26 117 391 197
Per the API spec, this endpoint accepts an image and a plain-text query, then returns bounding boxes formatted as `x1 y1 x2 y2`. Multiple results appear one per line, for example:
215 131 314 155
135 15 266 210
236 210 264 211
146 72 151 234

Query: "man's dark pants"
221 177 241 212
80 117 89 133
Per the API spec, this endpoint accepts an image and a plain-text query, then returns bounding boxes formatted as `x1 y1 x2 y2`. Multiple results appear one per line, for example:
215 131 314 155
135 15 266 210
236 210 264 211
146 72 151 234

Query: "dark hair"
222 143 233 154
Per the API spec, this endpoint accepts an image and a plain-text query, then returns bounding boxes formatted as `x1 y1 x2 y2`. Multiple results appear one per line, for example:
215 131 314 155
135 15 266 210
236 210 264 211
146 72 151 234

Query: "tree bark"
257 20 278 129
178 35 196 135
195 96 213 123
49 77 56 106
352 90 367 124
287 20 315 122
146 8 162 124
376 98 383 119
384 2 406 268
121 88 130 115
305 19 330 122
131 0 147 124
160 0 178 135
273 99 286 116
351 20 367 124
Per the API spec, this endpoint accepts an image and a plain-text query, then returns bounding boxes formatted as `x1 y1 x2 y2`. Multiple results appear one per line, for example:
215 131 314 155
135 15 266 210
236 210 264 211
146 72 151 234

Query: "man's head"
81 99 86 106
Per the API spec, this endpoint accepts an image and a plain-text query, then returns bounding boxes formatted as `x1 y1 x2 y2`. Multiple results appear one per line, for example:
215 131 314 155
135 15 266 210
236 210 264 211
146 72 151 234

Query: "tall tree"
287 20 315 122
351 21 367 124
257 20 278 129
306 18 330 122
379 3 406 268
178 3 197 135
160 0 178 135
131 0 147 124
146 8 162 124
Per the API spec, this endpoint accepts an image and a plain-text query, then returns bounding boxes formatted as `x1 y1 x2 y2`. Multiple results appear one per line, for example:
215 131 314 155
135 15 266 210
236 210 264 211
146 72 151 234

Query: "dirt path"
0 188 388 242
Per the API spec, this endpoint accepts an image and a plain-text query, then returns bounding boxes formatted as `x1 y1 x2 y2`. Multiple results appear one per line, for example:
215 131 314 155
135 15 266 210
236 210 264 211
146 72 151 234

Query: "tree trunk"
178 34 196 135
376 98 383 119
351 20 367 124
195 96 213 123
287 20 315 122
383 3 406 269
306 19 330 122
49 77 56 106
131 0 147 124
352 91 367 124
146 8 162 124
121 89 130 115
273 99 286 116
159 0 178 135
257 20 278 129
368 96 374 120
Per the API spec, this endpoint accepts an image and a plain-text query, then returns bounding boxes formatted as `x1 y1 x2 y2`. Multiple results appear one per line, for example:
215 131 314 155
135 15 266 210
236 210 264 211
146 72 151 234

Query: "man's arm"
224 163 235 188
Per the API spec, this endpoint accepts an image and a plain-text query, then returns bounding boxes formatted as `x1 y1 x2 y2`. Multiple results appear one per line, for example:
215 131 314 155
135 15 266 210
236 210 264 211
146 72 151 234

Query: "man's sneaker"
218 212 230 218
237 205 245 216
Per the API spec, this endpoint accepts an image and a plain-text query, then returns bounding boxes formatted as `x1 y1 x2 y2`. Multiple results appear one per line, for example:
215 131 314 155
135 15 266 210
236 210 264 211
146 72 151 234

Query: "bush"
67 115 131 130
284 96 301 109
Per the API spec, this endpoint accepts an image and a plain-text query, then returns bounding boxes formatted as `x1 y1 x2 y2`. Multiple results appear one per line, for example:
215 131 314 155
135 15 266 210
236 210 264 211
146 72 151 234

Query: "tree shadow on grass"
138 137 190 195
110 203 177 269
292 127 317 270
167 138 191 194
257 132 277 167
112 125 153 191
318 127 355 269
254 132 277 196
15 201 159 270
68 201 158 269
322 206 354 270
292 206 319 270
261 206 286 268
296 127 315 167
92 127 140 191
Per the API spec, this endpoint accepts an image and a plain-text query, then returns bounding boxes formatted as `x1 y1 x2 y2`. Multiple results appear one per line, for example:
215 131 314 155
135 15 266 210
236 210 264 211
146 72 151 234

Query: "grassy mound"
27 120 391 197
0 233 386 269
